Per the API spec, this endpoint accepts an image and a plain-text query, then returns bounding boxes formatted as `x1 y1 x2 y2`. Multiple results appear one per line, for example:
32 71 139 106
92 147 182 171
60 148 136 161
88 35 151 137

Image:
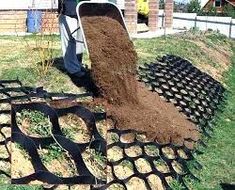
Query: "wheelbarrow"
76 1 130 55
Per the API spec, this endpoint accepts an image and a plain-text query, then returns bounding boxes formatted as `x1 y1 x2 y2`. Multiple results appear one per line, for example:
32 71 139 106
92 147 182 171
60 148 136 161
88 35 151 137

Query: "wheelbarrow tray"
76 1 130 55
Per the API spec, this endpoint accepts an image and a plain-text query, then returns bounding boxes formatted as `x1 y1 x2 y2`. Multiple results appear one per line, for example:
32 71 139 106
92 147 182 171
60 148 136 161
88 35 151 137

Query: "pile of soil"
81 16 200 147
82 17 138 105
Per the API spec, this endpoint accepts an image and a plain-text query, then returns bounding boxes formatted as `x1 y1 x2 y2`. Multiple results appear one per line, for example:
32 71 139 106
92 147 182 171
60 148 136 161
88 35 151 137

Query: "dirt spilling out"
81 16 200 147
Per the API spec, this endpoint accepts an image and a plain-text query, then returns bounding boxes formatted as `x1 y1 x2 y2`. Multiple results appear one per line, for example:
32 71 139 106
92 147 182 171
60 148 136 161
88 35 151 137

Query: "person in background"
58 0 86 78
137 0 149 25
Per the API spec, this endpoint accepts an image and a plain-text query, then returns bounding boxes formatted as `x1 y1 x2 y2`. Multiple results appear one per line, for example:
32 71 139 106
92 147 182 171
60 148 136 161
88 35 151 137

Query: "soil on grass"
16 109 52 138
81 16 200 148
11 142 78 182
38 143 78 178
59 113 91 143
82 148 107 181
50 99 107 142
191 40 231 81
11 143 35 179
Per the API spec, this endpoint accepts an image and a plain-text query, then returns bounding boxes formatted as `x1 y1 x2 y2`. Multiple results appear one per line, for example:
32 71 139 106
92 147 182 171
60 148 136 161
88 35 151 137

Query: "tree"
207 4 217 16
187 0 201 13
174 1 189 12
223 4 235 18
159 0 165 9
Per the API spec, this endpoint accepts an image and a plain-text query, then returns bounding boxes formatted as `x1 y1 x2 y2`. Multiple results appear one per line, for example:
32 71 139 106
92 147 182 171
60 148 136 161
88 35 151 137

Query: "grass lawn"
185 45 235 190
0 31 234 189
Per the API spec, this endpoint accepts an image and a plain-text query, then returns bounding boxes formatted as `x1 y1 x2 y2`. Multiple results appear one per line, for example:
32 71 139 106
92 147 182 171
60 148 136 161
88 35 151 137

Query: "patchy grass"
90 149 107 167
184 45 235 190
0 35 84 93
144 145 159 157
82 148 107 180
121 160 134 170
38 143 78 178
134 31 232 81
16 109 51 137
39 143 64 163
59 113 91 143
0 185 43 190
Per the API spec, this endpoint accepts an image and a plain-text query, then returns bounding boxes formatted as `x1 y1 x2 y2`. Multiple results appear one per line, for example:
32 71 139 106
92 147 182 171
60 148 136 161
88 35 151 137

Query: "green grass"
144 145 159 156
16 109 51 137
2 67 39 86
61 127 75 140
40 143 64 163
169 179 186 190
90 149 107 167
0 186 43 190
134 34 212 65
134 31 232 78
184 46 235 190
0 34 83 93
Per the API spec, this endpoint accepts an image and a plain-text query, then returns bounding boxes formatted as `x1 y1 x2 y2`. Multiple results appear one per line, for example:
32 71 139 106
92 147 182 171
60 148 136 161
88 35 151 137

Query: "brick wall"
0 11 27 33
124 0 137 34
165 0 174 29
0 10 58 34
41 11 59 33
0 1 165 35
148 0 159 32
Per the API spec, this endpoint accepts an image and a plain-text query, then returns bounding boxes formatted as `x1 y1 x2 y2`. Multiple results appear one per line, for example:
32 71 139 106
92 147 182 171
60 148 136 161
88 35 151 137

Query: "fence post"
229 19 232 38
162 13 165 28
194 16 197 29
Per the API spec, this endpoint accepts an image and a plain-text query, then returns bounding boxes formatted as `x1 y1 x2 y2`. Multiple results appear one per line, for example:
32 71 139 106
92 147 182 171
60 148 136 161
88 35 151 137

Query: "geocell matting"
0 79 106 185
0 54 226 190
96 55 225 190
97 128 202 190
11 103 106 184
138 55 225 137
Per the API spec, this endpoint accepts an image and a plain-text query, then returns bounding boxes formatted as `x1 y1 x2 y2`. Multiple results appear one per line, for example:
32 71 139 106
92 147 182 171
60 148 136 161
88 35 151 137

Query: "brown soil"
81 16 200 147
82 17 138 105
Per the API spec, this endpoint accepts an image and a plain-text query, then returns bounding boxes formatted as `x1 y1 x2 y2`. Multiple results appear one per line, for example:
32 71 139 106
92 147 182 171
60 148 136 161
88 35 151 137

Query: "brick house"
0 0 174 34
202 0 235 13
0 0 59 33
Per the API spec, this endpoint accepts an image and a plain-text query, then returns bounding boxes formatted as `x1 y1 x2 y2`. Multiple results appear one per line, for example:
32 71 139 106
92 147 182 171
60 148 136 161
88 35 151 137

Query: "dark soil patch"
81 16 200 148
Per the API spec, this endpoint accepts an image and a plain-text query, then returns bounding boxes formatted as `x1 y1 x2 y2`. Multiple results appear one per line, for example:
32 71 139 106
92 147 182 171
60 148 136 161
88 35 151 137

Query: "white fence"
158 12 235 38
232 19 235 38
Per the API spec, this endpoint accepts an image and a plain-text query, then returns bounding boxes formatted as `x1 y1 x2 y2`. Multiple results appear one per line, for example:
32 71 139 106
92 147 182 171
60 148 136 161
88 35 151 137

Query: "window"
215 0 221 7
